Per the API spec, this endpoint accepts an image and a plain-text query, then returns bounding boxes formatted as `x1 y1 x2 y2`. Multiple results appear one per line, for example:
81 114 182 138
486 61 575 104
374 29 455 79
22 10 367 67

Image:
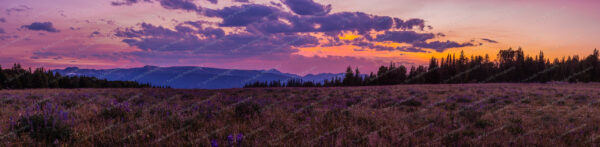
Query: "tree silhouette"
245 48 600 88
0 64 163 89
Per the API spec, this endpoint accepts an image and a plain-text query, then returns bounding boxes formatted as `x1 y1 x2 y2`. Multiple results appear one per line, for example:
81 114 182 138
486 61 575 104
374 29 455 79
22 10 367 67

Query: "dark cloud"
374 31 434 43
206 4 280 27
234 0 249 2
351 41 430 53
159 0 199 11
248 12 393 35
6 5 31 15
0 18 5 23
115 22 318 57
21 22 60 33
394 18 426 30
111 0 151 6
412 41 475 52
0 35 19 40
481 38 498 43
89 31 101 38
207 0 218 4
0 28 5 34
112 0 199 12
396 46 429 53
282 0 331 16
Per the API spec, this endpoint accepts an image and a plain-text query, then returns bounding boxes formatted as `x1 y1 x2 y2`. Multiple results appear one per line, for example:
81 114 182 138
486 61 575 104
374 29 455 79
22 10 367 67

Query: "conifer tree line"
245 48 600 88
0 64 163 89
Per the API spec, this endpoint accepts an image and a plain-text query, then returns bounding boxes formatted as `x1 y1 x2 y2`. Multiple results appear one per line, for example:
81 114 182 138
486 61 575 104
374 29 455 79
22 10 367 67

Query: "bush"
100 107 128 119
474 119 493 129
459 108 483 123
399 99 422 107
370 98 396 109
61 100 78 108
323 109 351 125
234 102 261 118
441 132 461 146
506 125 524 135
13 114 72 142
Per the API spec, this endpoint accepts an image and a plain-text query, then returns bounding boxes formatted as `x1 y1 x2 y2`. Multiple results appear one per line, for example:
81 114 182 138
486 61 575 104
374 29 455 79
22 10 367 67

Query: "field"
1 84 600 146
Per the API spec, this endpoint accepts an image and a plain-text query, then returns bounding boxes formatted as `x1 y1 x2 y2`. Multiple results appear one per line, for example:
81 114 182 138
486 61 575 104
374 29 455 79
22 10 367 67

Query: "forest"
0 64 158 89
245 48 600 88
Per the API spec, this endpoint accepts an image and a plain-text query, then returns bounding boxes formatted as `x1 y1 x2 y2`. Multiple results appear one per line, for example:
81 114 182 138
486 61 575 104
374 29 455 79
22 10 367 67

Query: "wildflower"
228 134 234 146
9 117 14 130
211 139 218 147
236 133 243 146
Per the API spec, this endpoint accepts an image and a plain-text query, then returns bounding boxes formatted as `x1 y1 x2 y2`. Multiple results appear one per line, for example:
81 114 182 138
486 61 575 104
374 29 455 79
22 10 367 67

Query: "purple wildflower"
228 134 234 146
236 133 243 146
211 140 218 147
9 117 14 130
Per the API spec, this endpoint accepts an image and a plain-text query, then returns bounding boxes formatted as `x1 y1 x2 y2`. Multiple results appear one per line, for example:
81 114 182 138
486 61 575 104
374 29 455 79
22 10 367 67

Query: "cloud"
282 0 332 16
206 4 281 27
0 28 5 34
481 38 498 43
115 22 318 58
111 0 151 6
5 5 31 15
412 41 475 52
21 22 60 33
0 18 5 23
207 0 218 4
0 35 19 40
112 0 199 12
159 0 199 11
396 46 429 53
248 12 394 35
374 31 434 43
394 18 426 30
89 31 101 38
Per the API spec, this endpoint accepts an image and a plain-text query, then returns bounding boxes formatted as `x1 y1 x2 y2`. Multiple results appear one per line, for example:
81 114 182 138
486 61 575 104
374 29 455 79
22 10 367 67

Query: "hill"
52 66 344 89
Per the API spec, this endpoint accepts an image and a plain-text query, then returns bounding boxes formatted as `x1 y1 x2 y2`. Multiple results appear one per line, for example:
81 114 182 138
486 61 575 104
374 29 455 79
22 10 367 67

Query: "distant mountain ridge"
52 66 344 89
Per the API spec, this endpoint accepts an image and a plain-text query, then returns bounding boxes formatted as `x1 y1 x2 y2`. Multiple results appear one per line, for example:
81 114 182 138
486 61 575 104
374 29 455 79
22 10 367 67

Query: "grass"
0 83 599 146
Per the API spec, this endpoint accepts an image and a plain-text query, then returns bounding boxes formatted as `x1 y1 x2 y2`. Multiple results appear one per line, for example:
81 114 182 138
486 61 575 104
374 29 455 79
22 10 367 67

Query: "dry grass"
1 83 600 146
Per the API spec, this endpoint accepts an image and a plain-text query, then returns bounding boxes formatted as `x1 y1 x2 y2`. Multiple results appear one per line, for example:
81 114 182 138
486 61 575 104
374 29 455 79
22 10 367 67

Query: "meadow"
1 83 600 146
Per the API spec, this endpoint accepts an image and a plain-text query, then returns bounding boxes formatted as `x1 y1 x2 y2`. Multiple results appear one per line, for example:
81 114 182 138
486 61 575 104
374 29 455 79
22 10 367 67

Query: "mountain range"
52 66 344 89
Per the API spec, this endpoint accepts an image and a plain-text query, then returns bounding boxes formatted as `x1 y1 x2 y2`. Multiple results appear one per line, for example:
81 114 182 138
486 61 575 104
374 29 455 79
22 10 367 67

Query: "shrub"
13 114 72 142
323 109 351 125
61 100 78 108
399 99 422 107
569 95 588 103
441 132 461 146
506 125 524 135
370 98 396 109
181 94 195 100
456 97 472 103
234 101 261 118
458 108 483 123
474 119 493 129
100 107 128 119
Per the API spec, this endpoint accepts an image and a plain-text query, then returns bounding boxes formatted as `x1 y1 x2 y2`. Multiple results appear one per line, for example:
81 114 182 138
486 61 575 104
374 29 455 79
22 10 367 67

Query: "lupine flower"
227 134 234 146
9 117 14 130
28 119 34 132
211 140 218 147
236 134 243 146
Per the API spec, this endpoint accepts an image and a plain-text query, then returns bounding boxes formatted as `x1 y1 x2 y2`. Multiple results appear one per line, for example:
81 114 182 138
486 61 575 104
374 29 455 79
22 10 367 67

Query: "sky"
0 0 599 75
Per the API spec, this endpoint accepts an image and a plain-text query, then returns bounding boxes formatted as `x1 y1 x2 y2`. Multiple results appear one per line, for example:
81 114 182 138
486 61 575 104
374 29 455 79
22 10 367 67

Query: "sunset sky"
0 0 599 75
